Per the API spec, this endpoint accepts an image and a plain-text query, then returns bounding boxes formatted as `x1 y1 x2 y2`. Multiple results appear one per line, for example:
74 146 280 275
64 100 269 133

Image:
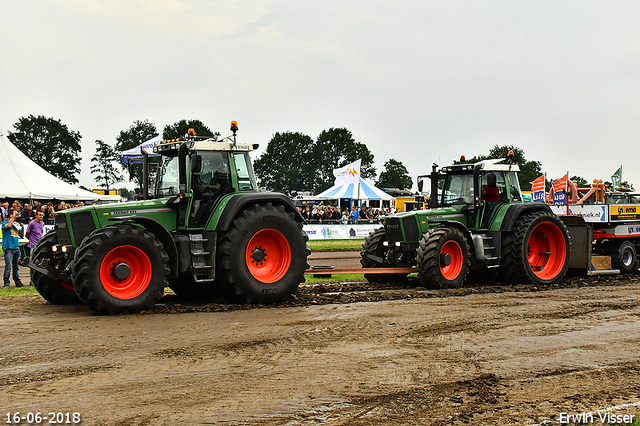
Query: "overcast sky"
2 1 640 191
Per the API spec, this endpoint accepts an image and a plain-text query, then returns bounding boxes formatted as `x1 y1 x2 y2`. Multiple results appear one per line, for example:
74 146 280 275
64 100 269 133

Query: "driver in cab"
482 172 500 202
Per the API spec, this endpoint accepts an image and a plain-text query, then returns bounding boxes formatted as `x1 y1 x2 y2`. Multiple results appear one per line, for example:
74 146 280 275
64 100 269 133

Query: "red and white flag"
531 175 545 202
552 174 567 194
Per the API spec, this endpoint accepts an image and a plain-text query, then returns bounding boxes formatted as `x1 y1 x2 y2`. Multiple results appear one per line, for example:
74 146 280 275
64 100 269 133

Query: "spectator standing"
22 210 45 265
350 206 359 223
2 209 24 288
340 209 349 224
21 203 36 224
359 204 368 220
0 202 8 221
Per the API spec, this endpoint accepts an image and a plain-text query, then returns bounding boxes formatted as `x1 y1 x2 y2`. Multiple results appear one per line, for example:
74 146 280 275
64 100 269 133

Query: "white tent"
317 177 395 201
0 133 120 201
121 135 162 165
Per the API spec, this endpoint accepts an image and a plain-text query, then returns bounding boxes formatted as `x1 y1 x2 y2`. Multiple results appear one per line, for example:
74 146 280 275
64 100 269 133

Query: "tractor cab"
418 157 523 231
152 123 259 228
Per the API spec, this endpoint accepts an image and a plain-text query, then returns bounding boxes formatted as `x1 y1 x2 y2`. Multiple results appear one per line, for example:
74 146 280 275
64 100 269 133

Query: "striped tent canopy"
317 178 394 200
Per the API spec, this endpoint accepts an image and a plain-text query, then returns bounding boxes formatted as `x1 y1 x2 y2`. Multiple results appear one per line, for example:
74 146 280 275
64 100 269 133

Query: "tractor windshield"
441 173 474 205
156 155 180 197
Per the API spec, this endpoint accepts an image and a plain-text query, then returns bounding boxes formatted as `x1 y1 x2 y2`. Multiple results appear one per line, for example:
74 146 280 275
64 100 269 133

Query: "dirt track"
1 258 640 425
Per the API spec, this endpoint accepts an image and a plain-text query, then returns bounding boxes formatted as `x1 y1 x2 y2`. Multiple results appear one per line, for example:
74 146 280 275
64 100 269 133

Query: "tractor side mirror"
191 154 203 173
418 179 424 193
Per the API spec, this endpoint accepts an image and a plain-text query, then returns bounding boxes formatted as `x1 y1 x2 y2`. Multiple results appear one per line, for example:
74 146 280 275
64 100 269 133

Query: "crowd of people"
297 204 398 224
0 200 85 226
0 199 86 288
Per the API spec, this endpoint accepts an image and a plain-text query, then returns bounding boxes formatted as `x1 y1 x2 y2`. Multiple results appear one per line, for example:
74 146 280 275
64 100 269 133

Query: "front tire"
416 227 470 289
217 203 310 304
31 230 80 305
501 212 570 285
72 224 170 315
360 227 407 283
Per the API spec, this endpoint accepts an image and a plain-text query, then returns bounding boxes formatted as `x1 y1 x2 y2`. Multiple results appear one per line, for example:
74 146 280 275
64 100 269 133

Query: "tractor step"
189 232 216 283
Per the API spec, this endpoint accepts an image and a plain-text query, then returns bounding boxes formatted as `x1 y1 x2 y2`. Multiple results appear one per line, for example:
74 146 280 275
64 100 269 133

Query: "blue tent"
317 178 394 201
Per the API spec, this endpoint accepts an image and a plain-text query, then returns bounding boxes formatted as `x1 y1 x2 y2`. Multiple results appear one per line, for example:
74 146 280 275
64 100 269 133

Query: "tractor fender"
500 203 554 232
108 216 179 278
216 193 305 232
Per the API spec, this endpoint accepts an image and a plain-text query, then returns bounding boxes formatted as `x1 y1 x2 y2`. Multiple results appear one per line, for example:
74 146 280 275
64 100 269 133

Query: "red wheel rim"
527 221 567 280
99 245 152 299
440 240 463 280
246 229 291 283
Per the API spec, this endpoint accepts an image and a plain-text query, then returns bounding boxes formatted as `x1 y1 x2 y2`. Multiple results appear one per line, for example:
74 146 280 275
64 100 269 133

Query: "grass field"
307 239 364 251
0 285 38 297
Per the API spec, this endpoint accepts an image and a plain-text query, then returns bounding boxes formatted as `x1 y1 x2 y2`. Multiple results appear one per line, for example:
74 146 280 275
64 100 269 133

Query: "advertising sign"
610 204 640 221
550 205 608 222
303 224 380 240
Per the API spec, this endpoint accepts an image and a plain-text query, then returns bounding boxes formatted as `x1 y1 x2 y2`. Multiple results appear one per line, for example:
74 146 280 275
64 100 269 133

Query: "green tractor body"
361 158 573 288
30 126 310 314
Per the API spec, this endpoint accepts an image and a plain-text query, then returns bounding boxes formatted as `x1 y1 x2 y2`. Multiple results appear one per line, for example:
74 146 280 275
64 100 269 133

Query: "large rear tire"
72 224 170 315
31 230 80 305
501 211 570 285
360 227 408 283
612 241 637 273
217 203 310 304
416 227 470 289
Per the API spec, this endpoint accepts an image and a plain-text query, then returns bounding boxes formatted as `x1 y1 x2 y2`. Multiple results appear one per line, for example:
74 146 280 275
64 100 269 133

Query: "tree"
115 120 158 152
115 120 159 188
312 128 376 193
253 132 315 193
91 140 123 190
118 187 134 201
162 119 216 140
376 158 413 190
8 115 82 184
457 145 542 191
570 176 590 188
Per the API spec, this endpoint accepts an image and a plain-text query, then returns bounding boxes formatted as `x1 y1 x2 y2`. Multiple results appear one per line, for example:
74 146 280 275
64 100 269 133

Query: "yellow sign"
610 204 640 221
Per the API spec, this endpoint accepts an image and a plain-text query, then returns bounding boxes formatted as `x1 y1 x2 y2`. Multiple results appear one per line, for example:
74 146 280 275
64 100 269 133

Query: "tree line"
9 114 621 196
6 116 218 193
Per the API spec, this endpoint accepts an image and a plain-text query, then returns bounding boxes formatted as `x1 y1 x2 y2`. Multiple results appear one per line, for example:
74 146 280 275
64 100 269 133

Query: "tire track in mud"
149 315 386 363
151 273 640 315
0 364 115 387
262 362 640 426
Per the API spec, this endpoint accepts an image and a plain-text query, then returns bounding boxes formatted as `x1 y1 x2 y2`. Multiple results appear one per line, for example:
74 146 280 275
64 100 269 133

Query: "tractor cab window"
441 173 474 205
189 151 232 227
156 156 180 197
507 171 522 201
481 171 509 202
193 151 231 193
234 152 257 191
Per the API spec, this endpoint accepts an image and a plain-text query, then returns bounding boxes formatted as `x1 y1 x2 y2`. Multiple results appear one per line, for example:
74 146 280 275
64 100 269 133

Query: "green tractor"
361 155 572 288
29 122 310 314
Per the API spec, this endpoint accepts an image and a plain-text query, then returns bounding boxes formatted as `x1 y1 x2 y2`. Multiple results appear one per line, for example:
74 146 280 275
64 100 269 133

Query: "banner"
552 174 567 205
611 166 622 188
303 223 380 240
333 159 361 186
531 175 545 203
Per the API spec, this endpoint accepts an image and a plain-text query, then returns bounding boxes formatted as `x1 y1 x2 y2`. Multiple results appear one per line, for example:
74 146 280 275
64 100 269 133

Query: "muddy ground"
1 254 640 425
